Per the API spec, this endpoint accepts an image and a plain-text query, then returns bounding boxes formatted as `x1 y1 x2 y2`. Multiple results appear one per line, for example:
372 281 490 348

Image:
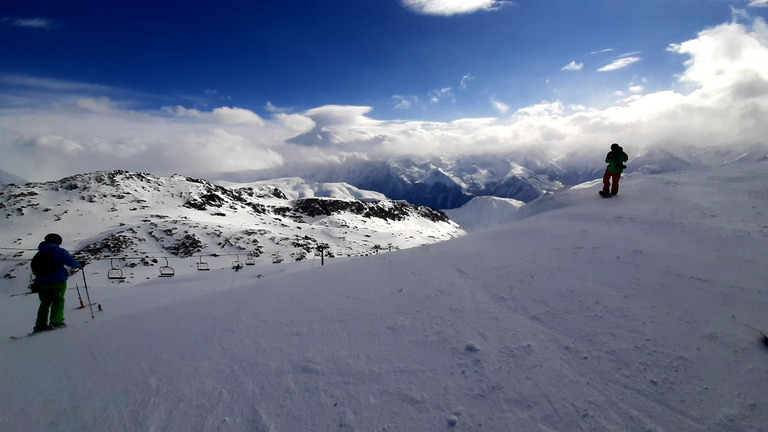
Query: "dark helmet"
44 233 63 245
610 143 620 151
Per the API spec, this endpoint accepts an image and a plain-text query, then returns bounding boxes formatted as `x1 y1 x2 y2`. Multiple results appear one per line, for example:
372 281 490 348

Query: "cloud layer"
597 56 642 72
1 17 767 181
401 0 511 16
0 17 54 30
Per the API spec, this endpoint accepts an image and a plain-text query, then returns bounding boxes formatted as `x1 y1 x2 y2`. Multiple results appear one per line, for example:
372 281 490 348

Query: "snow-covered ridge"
0 168 26 186
444 195 525 231
216 177 387 201
0 170 463 285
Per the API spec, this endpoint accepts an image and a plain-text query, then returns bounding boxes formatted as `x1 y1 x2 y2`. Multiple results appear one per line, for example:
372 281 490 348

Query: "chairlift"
232 254 243 270
108 259 126 280
158 257 175 277
245 256 256 266
272 253 283 264
197 255 210 271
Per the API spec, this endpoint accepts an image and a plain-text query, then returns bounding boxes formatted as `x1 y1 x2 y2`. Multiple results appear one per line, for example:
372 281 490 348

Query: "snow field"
1 162 767 431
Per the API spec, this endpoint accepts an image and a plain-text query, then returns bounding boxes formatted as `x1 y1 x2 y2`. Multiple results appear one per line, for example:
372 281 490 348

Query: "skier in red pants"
603 143 628 195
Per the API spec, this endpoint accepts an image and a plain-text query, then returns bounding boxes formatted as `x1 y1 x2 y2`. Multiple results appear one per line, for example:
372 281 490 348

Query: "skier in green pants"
31 233 84 333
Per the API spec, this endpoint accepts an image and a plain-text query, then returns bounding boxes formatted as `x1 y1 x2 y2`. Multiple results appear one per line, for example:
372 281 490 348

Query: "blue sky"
2 0 758 119
1 0 768 180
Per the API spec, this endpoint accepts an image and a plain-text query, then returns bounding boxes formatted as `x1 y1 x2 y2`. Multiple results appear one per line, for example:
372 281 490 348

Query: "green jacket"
605 150 629 174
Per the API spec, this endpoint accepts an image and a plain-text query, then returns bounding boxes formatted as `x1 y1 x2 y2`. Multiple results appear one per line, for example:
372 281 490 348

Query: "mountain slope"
0 169 26 186
216 143 768 210
1 162 767 431
233 155 561 209
443 195 525 231
0 170 463 287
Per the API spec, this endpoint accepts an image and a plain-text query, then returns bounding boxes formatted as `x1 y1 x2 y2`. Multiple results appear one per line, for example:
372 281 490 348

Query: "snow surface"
2 162 768 431
444 196 525 231
216 178 388 202
0 171 463 285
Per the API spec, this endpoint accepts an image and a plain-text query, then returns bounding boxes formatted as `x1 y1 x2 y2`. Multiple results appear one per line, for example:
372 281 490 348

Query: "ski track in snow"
2 162 768 431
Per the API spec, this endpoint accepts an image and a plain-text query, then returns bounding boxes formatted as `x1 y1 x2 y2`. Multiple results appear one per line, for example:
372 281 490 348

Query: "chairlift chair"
158 257 175 277
245 256 256 266
272 253 283 264
108 258 126 280
232 254 243 270
197 256 210 271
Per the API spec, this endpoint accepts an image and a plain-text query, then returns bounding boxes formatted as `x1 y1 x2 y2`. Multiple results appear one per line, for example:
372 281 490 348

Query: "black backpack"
31 249 59 277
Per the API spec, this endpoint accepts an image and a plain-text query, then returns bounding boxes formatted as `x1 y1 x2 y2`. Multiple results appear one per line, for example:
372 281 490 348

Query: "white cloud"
667 20 768 91
591 48 614 55
163 105 204 119
392 95 419 110
748 0 768 7
597 57 641 72
77 97 115 113
163 105 265 125
401 0 511 16
18 134 83 154
3 17 53 29
265 101 292 113
303 105 379 127
1 17 768 181
490 97 510 114
0 100 293 179
429 87 455 104
562 61 584 71
179 129 284 172
0 74 111 93
287 106 386 149
273 112 315 132
460 73 476 89
514 100 567 117
211 107 264 125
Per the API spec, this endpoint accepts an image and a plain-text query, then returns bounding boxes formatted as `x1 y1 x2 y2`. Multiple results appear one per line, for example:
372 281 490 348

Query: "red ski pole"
75 283 85 309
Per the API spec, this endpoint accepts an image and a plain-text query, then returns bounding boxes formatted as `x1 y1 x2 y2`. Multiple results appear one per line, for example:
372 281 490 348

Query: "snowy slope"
444 195 525 231
1 162 767 431
0 170 463 289
216 177 388 202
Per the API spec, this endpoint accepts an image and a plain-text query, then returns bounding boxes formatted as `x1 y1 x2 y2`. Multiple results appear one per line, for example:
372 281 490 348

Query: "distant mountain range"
217 142 768 210
0 170 463 283
0 169 26 186
4 142 766 213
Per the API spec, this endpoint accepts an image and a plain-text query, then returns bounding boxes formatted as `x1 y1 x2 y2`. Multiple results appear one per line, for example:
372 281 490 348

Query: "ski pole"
81 268 95 319
75 282 85 309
